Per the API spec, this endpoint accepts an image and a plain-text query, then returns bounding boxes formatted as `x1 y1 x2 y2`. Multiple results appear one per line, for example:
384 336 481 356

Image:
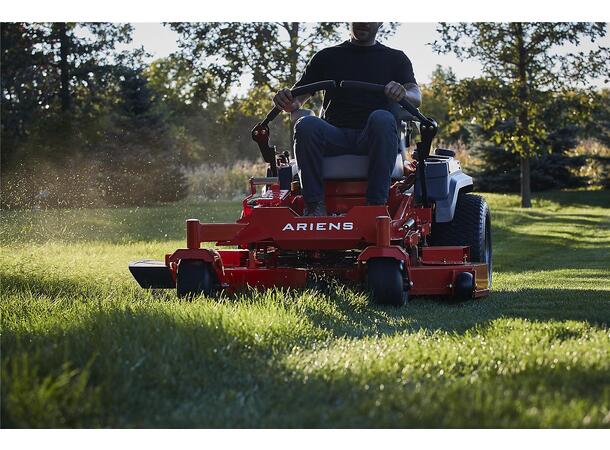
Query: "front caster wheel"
366 257 408 307
176 259 217 299
453 271 474 301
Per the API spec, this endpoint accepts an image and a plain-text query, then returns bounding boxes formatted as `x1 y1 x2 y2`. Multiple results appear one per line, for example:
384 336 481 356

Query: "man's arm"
403 82 422 108
390 51 421 108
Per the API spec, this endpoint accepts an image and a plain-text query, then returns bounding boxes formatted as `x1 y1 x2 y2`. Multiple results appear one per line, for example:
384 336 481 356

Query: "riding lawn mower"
129 80 492 306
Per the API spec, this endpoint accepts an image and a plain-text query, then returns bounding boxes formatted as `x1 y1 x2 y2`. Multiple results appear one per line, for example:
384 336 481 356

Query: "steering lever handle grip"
261 80 336 127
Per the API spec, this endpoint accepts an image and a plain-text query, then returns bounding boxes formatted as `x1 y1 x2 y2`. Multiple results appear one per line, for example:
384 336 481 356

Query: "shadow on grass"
1 296 320 428
536 189 610 209
267 362 610 428
3 294 608 428
4 292 609 428
301 284 610 337
0 272 131 300
490 212 609 273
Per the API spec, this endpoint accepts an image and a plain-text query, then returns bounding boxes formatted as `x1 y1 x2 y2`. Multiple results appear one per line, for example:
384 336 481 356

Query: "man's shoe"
304 201 327 216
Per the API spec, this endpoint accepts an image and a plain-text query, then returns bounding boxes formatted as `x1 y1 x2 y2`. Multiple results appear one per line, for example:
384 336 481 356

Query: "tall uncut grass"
183 161 267 201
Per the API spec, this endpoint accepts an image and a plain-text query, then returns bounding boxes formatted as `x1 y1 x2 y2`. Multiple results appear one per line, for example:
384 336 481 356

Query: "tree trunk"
288 22 299 85
520 155 532 208
514 22 532 208
287 22 300 143
58 23 71 113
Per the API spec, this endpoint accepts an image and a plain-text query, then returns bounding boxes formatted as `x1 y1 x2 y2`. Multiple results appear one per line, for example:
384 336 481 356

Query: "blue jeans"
293 109 399 205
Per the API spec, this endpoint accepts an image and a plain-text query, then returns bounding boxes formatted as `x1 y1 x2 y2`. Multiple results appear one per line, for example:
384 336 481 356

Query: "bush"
465 124 591 193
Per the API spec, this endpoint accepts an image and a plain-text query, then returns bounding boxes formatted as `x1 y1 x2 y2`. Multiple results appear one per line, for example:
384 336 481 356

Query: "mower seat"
323 153 404 180
291 109 405 181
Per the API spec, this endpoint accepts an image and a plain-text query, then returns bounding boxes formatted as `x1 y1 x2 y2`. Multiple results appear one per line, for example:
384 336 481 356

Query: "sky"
125 22 609 93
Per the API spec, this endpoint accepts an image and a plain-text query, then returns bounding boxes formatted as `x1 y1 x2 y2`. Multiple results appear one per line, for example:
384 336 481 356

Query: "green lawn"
1 190 609 428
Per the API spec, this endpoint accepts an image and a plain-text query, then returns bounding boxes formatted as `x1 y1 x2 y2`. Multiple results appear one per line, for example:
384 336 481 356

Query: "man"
273 22 421 216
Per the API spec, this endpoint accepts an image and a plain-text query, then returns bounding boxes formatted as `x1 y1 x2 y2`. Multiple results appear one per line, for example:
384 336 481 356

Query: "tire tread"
430 193 488 262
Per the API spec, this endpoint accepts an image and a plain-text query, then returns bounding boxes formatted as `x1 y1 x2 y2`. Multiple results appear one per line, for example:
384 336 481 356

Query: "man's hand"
384 81 407 102
273 88 302 112
384 81 422 107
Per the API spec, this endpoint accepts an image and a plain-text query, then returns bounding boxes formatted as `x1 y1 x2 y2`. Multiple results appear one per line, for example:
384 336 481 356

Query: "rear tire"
430 193 493 289
176 259 216 299
367 258 407 307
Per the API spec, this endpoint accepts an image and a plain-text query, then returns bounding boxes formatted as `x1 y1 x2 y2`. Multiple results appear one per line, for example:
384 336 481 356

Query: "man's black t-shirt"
294 40 417 129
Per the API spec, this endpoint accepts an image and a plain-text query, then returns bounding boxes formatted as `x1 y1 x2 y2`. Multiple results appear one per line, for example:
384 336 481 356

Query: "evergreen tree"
98 68 187 206
467 122 587 193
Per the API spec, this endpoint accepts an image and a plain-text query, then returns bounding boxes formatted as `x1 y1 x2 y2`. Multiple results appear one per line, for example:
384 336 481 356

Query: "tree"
145 56 266 164
466 125 588 194
1 22 138 167
433 22 608 207
420 65 469 143
450 76 599 193
582 88 610 147
1 23 55 164
1 22 192 208
169 22 398 96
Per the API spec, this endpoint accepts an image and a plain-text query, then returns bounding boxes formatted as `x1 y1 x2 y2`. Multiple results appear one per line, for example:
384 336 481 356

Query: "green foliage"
582 89 610 146
145 54 215 112
0 23 191 208
169 22 398 106
1 191 609 427
1 22 138 166
567 140 610 189
458 84 608 193
97 69 188 206
144 53 296 164
419 70 609 194
4 22 607 210
1 67 188 208
170 23 396 92
434 22 609 206
170 22 340 93
1 23 55 155
420 65 468 143
467 125 588 192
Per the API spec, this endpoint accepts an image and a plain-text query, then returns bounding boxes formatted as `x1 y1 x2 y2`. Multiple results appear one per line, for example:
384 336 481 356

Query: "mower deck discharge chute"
129 80 492 306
